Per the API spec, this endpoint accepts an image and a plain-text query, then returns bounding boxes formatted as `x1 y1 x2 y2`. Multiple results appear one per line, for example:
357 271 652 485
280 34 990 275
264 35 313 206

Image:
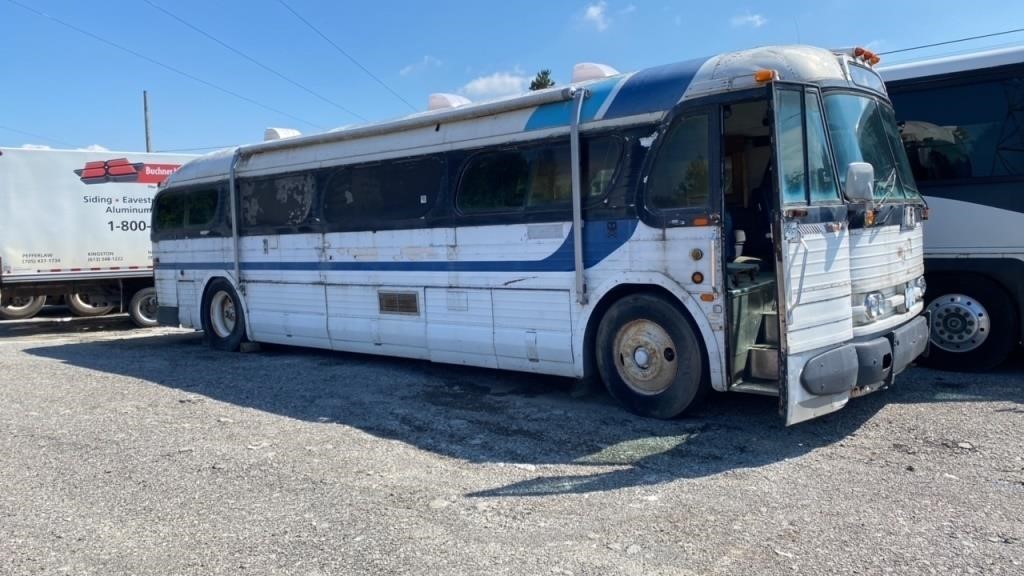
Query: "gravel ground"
0 313 1022 575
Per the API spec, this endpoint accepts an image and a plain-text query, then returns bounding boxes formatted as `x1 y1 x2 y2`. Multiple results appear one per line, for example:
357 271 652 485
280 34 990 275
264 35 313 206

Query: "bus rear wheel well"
583 285 710 385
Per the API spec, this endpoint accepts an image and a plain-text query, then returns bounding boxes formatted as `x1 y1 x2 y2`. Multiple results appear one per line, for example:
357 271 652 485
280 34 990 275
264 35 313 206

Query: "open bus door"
771 83 859 425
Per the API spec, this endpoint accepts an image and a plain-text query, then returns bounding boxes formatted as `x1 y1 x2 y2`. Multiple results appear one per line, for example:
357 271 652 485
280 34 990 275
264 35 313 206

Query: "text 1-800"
107 220 148 232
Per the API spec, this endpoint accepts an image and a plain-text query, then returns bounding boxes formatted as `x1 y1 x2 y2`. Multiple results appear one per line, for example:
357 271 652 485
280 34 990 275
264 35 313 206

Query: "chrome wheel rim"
69 293 111 310
613 319 677 395
926 293 990 353
209 291 236 338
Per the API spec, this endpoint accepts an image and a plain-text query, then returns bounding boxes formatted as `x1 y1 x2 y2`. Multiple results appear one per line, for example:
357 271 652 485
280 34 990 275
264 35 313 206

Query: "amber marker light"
864 209 876 227
753 69 777 83
692 272 704 284
700 293 716 302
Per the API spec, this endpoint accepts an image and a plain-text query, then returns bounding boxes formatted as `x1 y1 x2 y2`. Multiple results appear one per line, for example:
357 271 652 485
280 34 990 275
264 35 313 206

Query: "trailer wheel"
65 292 115 317
0 295 46 320
596 293 708 419
201 279 247 351
128 287 159 328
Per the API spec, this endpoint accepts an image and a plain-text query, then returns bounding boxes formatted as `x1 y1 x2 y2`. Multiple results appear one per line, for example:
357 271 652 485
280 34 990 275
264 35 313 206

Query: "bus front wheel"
201 279 247 351
596 293 707 419
922 275 1018 371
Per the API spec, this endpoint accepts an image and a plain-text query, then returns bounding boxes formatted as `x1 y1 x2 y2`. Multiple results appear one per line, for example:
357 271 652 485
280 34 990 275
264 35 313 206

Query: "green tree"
530 70 555 91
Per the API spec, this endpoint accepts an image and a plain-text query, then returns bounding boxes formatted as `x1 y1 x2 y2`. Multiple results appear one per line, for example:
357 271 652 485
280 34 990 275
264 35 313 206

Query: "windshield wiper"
873 167 898 211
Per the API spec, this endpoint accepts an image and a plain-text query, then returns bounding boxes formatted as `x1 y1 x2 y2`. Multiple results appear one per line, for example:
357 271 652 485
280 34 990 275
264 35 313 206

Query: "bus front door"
772 84 857 425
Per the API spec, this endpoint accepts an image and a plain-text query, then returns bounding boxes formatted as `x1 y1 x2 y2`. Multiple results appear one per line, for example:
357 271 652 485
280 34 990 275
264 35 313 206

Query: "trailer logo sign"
74 158 181 185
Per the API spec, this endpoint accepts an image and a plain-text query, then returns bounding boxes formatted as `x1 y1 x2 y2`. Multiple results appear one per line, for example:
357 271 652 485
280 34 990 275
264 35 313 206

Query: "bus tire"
922 275 1018 371
128 287 159 328
596 293 707 419
0 295 46 320
201 279 247 351
65 292 115 317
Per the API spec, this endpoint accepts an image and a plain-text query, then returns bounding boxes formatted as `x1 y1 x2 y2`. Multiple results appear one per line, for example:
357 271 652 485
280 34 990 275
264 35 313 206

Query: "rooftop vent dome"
428 93 471 111
571 62 620 83
264 127 302 142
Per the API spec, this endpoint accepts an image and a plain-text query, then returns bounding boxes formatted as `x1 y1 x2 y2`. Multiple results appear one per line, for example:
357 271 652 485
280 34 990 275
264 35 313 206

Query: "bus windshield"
824 93 920 200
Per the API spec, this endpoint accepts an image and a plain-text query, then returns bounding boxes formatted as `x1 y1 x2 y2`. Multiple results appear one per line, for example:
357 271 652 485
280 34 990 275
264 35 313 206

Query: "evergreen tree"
530 70 555 91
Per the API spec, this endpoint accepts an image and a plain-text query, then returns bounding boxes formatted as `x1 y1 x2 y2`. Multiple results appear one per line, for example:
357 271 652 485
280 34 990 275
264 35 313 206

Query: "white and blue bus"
152 45 928 425
881 46 1024 370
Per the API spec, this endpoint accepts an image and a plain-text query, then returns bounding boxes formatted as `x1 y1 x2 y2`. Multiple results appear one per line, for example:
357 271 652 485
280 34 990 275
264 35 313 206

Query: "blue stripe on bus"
524 77 620 131
600 57 707 120
158 219 639 273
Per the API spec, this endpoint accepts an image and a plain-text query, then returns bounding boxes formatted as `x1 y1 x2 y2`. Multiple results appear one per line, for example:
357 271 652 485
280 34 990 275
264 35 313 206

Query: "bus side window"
458 150 530 213
239 173 315 228
323 157 443 227
154 190 185 233
646 114 711 211
186 188 219 228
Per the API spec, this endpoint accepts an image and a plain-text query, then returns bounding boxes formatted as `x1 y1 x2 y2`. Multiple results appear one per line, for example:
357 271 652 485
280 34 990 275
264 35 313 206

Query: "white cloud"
400 55 442 77
583 1 610 31
20 144 51 150
731 12 767 28
460 71 531 100
79 144 109 152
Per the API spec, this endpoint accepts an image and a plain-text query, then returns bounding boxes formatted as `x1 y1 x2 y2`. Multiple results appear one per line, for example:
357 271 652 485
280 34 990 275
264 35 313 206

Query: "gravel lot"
1 312 1022 575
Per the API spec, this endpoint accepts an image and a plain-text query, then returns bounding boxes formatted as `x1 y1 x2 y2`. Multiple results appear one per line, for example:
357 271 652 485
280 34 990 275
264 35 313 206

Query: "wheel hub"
613 319 677 395
926 294 990 353
210 291 237 338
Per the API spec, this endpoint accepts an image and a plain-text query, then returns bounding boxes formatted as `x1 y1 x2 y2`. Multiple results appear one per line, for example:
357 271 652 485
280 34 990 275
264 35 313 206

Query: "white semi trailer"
0 147 195 325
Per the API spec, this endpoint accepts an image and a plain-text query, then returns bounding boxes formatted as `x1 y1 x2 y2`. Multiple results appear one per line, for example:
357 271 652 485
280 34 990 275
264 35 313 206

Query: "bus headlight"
915 276 927 296
865 292 884 320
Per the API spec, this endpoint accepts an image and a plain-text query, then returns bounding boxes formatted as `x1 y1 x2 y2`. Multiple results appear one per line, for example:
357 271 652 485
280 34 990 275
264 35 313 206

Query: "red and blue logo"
74 158 181 185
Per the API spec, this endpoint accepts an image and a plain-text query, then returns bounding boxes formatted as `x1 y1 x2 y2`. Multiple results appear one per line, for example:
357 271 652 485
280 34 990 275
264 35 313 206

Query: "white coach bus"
881 46 1024 370
153 45 928 425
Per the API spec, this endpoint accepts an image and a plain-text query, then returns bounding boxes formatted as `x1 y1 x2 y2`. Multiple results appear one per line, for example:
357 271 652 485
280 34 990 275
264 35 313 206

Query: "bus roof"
879 45 1024 83
165 44 862 187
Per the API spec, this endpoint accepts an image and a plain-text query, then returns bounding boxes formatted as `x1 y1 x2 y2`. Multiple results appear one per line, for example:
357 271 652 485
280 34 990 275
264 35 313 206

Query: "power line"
141 0 365 122
0 124 79 148
4 0 325 130
275 0 418 113
879 27 1024 56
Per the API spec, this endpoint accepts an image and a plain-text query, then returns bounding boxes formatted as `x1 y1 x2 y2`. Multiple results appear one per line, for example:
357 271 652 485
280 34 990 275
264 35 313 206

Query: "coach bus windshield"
824 93 920 201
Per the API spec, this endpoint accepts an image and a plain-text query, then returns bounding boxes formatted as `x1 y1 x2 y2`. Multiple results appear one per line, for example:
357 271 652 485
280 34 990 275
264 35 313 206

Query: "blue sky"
2 0 1023 153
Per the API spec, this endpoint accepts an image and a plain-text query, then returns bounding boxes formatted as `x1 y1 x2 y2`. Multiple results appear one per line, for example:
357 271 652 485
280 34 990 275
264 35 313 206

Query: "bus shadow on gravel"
25 330 1020 498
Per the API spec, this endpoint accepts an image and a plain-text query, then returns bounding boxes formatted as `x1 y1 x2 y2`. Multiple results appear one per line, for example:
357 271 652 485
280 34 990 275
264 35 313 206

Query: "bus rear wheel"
65 292 115 317
596 293 707 419
201 279 247 351
922 275 1018 371
0 295 45 320
128 287 159 328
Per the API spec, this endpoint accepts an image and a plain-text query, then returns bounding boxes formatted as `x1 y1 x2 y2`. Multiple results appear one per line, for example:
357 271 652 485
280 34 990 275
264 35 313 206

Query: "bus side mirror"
844 162 874 203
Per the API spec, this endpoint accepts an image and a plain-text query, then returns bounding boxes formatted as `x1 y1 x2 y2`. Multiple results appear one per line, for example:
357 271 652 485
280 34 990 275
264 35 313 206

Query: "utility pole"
143 90 152 152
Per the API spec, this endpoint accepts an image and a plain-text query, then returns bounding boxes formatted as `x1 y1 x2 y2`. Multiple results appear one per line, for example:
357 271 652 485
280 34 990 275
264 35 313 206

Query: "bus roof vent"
428 93 471 111
572 62 620 83
264 127 302 142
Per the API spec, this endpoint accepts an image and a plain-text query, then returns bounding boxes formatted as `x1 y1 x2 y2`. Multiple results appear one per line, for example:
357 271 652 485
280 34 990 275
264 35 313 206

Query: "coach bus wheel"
0 295 46 320
201 279 247 351
65 292 115 317
596 293 707 419
128 287 159 328
922 276 1017 372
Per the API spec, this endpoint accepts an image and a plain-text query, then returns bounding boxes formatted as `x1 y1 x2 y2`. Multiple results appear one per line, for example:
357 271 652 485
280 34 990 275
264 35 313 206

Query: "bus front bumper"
800 315 929 396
